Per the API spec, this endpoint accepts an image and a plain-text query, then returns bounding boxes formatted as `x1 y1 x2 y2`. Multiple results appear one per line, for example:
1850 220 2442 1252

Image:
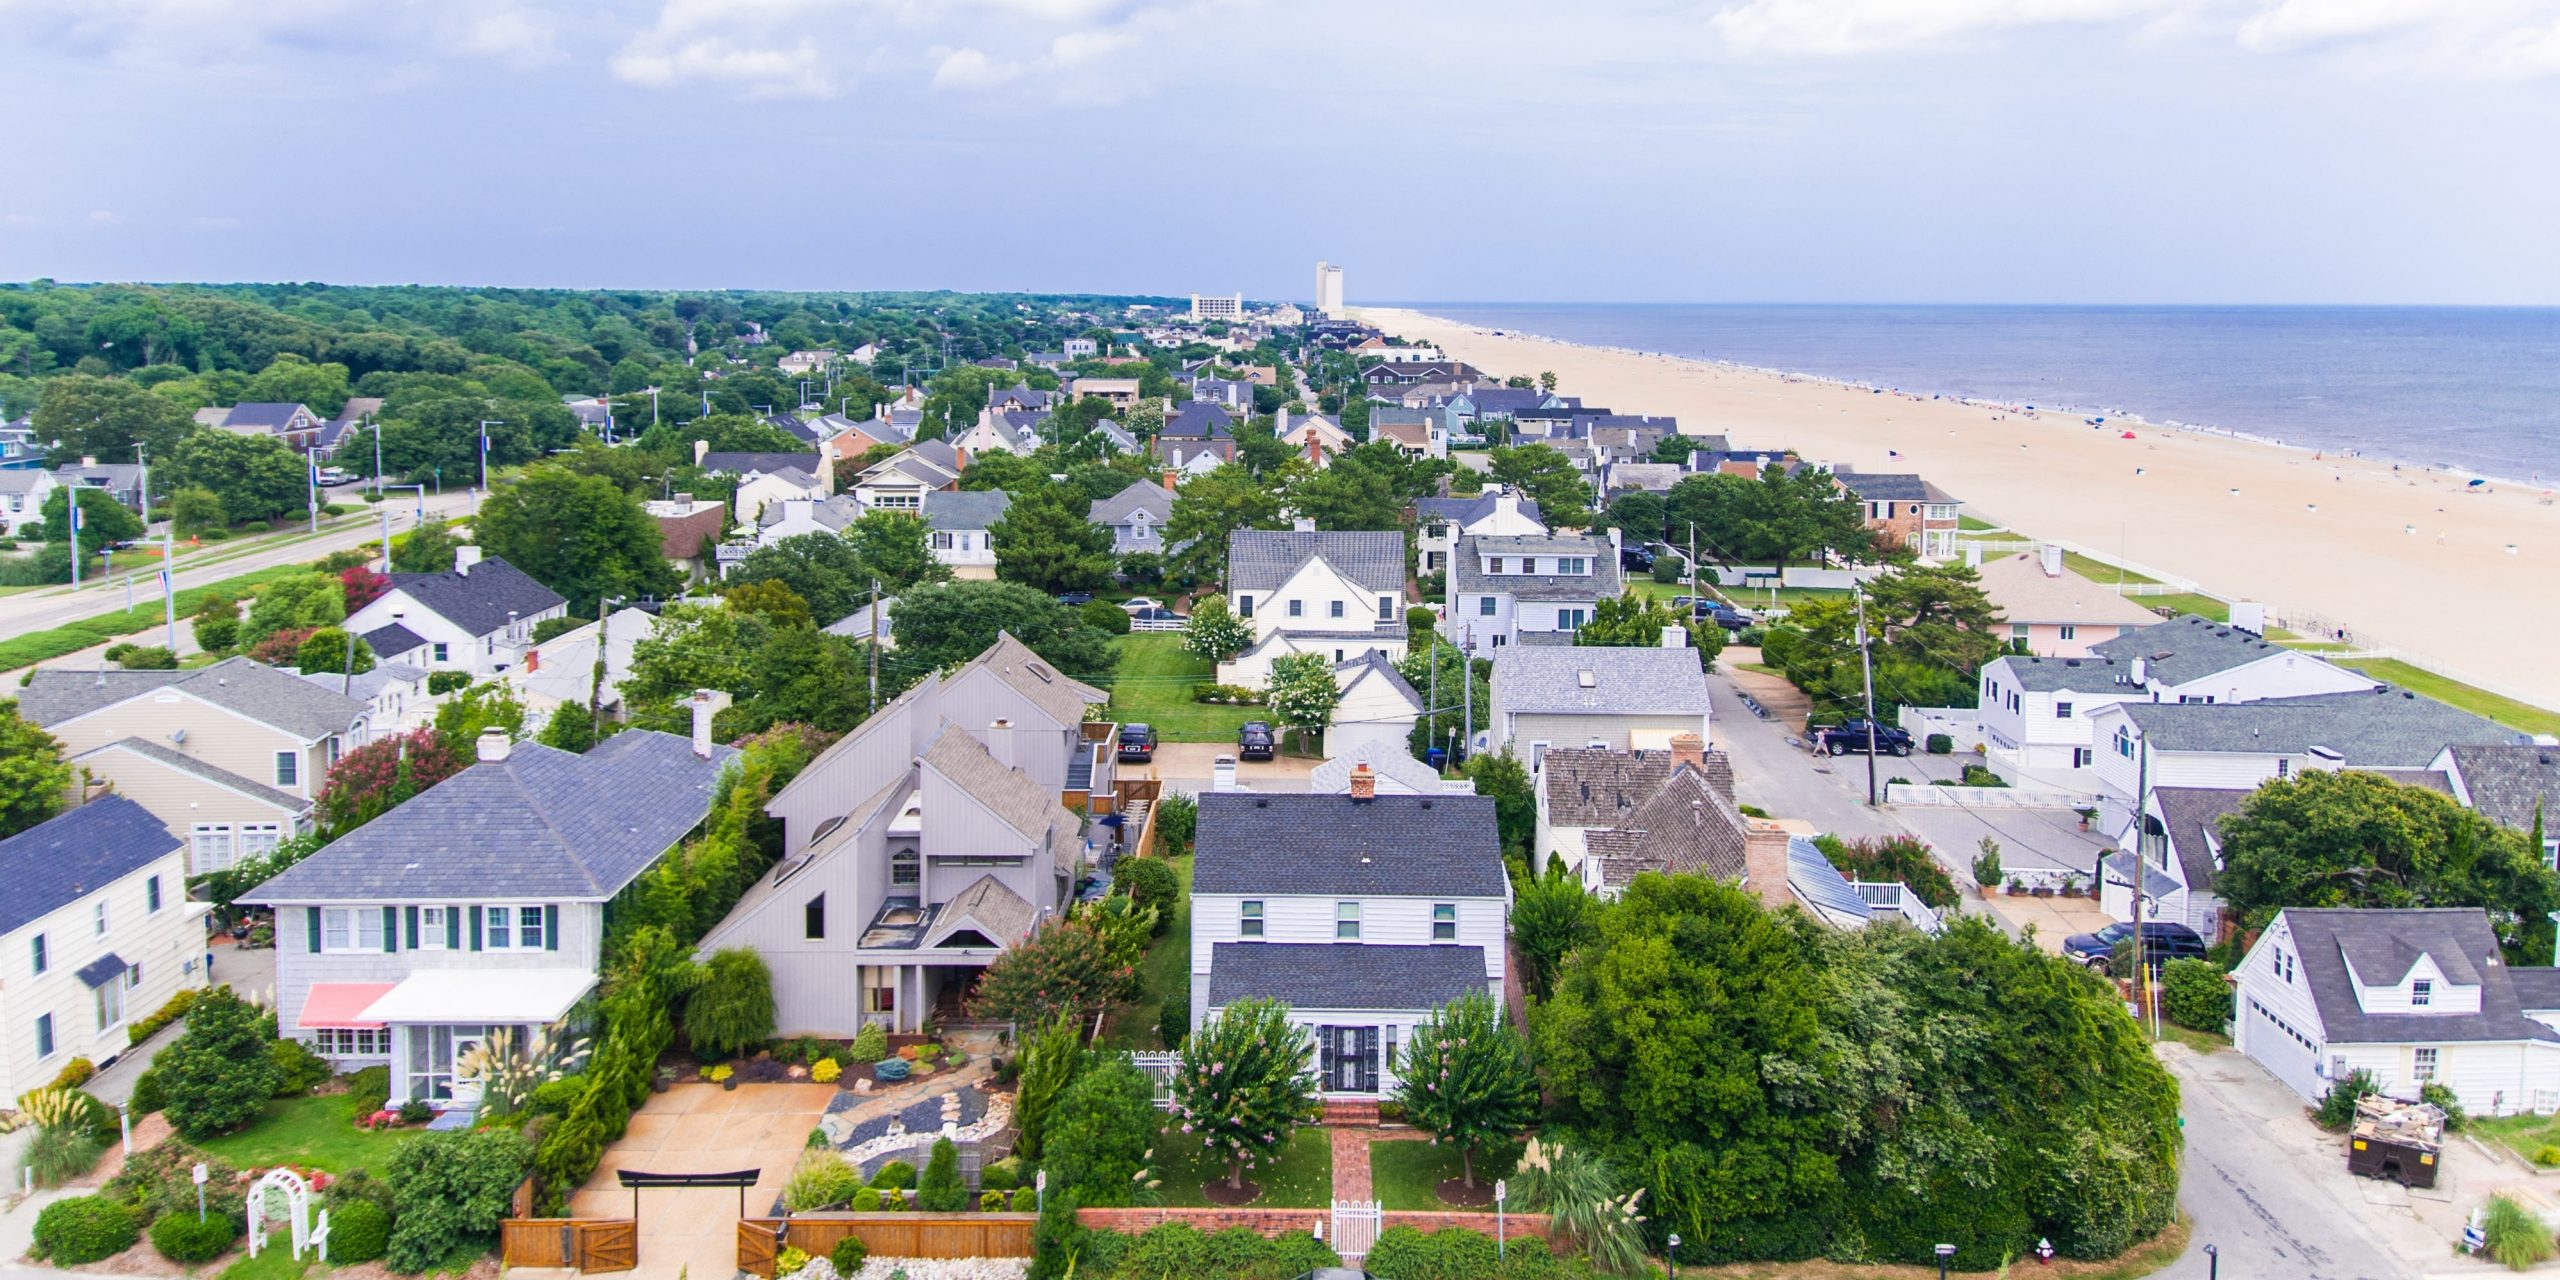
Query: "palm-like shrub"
1511 1138 1649 1277
1169 998 1315 1191
783 1150 862 1212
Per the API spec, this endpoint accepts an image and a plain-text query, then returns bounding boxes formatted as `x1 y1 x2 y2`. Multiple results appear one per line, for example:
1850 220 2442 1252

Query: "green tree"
154 988 284 1140
1287 447 1407 531
295 627 376 676
0 700 73 838
1171 998 1317 1192
968 919 1127 1028
889 581 1113 683
240 353 354 417
35 487 143 548
1510 870 1596 1001
239 572 345 648
383 1128 534 1273
721 579 812 629
473 466 679 613
1574 592 1678 648
917 1138 967 1212
169 486 227 536
1605 490 1668 544
190 594 240 654
433 682 527 753
686 948 778 1059
391 522 462 574
1864 562 2006 680
1395 993 1536 1187
166 429 311 524
1041 1055 1158 1205
844 510 950 593
992 485 1116 593
1263 651 1340 751
1487 445 1593 529
32 374 193 468
1181 594 1254 666
1009 1014 1083 1163
1463 749 1536 862
1164 464 1283 583
1664 466 1868 566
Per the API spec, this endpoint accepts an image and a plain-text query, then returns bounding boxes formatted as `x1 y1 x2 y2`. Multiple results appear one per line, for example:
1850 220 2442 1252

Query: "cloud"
931 46 1020 90
0 0 573 75
611 34 837 97
88 210 124 225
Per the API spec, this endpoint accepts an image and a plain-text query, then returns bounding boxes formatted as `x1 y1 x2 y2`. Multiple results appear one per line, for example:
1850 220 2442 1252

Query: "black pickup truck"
1811 719 1915 757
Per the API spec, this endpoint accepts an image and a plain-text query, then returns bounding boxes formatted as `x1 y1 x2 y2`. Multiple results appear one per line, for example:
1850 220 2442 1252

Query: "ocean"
1411 303 2560 483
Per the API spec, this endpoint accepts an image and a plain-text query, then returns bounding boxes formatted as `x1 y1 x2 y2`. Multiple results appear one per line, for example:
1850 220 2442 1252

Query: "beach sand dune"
1360 306 2560 711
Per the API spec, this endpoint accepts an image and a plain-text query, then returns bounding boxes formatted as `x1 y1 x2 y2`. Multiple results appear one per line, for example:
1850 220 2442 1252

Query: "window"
508 905 546 950
31 933 45 975
432 642 450 663
1558 607 1589 630
1432 904 1457 942
1288 598 1303 617
95 978 124 1032
94 900 108 937
2277 759 2293 778
2059 625 2077 640
238 824 282 860
2413 1047 2439 1081
35 1014 54 1059
2073 748 2094 768
484 906 513 949
1335 901 1361 940
1238 595 1254 618
274 751 299 788
192 825 235 872
1378 596 1394 621
2412 979 2433 1007
892 849 920 886
147 876 161 913
2011 623 2029 641
1478 596 1496 616
1562 557 1586 574
1488 557 1505 574
1385 1024 1398 1071
2114 727 2135 759
2055 702 2073 719
125 962 142 990
322 907 383 953
805 894 827 941
932 531 954 550
420 906 447 950
313 1028 390 1057
1240 901 1264 938
1329 599 1344 618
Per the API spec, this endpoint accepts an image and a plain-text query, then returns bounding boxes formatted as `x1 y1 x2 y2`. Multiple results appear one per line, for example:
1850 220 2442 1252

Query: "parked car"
1116 723 1157 762
2061 921 2208 970
1693 599 1754 630
1120 596 1165 613
1811 719 1914 757
315 466 359 486
1238 721 1276 761
1056 591 1095 607
1619 545 1655 571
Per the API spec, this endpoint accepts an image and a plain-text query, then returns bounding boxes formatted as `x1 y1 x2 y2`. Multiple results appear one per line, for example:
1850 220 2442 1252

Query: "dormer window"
2412 979 2432 1007
1488 557 1505 574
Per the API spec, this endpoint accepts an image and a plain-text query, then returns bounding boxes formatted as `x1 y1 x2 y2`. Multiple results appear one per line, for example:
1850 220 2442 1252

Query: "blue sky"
5 0 2560 304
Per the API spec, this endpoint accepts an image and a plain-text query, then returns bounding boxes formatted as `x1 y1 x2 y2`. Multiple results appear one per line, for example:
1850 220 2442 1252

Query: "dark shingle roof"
359 622 427 658
1541 747 1678 827
698 451 824 476
1831 470 1953 504
385 557 567 638
2089 614 2302 686
1990 654 2126 693
1416 493 1543 530
0 797 177 934
2150 786 2248 895
2446 744 2560 832
1450 534 1622 602
1206 941 1488 1012
1195 793 1505 897
1589 765 1748 887
1227 530 1407 594
221 402 314 430
2120 688 2523 765
922 489 1012 531
240 731 736 904
1490 646 1712 717
19 657 367 740
2280 908 2560 1045
1088 481 1172 526
1160 403 1233 440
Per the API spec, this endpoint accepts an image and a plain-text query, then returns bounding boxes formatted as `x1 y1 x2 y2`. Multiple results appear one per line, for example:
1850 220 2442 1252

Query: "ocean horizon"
1397 302 2560 484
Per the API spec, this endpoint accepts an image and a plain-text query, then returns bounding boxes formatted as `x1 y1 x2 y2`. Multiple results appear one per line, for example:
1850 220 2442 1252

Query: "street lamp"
1935 1243 1956 1280
2202 1243 2218 1280
1664 1233 1679 1280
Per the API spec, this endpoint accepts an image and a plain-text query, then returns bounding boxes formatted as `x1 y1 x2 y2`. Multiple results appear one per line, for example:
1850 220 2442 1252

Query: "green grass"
1153 1124 1332 1208
2150 1022 2230 1056
2471 1115 2560 1166
2341 658 2560 737
1102 851 1193 1051
193 1091 415 1174
1369 1139 1513 1212
2134 592 2226 621
1100 634 1262 743
218 1246 313 1280
0 562 319 673
1957 514 2002 532
2061 552 2160 586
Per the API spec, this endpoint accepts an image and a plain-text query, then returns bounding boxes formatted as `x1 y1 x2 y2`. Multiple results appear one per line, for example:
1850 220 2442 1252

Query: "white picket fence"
1331 1200 1383 1261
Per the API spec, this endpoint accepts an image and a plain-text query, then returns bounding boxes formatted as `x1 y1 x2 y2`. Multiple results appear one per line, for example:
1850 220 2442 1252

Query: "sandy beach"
1358 306 2560 711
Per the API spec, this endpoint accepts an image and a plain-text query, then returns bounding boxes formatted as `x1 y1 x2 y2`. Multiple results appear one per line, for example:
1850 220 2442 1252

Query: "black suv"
1238 721 1276 761
1116 723 1157 762
1812 719 1914 756
2062 921 2208 970
1691 599 1753 630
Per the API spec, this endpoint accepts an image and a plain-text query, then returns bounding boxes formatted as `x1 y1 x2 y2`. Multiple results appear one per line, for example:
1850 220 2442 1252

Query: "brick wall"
1078 1206 1551 1241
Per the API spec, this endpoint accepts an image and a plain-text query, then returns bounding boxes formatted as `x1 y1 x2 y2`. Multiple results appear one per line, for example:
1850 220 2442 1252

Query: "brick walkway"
1329 1127 1371 1201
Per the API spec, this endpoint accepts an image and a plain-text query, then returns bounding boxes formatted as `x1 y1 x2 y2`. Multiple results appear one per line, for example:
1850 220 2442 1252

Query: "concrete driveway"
1140 743 1321 795
570 1082 836 1280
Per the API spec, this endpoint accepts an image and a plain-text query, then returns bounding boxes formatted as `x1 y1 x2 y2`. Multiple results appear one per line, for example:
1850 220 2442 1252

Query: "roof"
1205 941 1488 1012
1451 534 1623 602
2444 744 2560 832
658 504 729 559
2090 614 2304 686
298 663 428 705
240 731 737 904
1989 654 2126 693
384 557 567 638
358 622 427 658
1307 742 1456 795
922 488 1012 532
1833 470 1957 504
2101 850 2182 902
77 737 309 813
1194 793 1506 897
361 969 594 1024
2276 908 2560 1045
1161 403 1234 440
1604 462 1684 492
1227 529 1407 593
0 796 178 935
1088 481 1172 526
1787 836 1873 924
1333 650 1423 714
823 598 896 642
2150 786 2249 894
1373 421 1431 446
923 874 1038 948
1541 747 1680 827
698 451 823 476
1973 553 2164 628
1491 645 1713 717
960 632 1106 727
921 725 1077 852
1416 492 1543 530
1585 764 1749 887
222 402 314 430
20 656 367 741
77 953 130 989
2118 688 2523 765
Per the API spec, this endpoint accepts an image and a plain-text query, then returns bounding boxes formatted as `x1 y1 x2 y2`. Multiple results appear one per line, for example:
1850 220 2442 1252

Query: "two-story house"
1089 479 1175 556
22 658 369 874
241 715 737 1104
0 797 208 1098
1154 402 1236 473
1276 410 1352 467
1442 533 1623 649
343 547 569 679
951 409 1043 458
1832 470 1962 558
52 461 147 512
851 440 963 513
2234 907 2560 1115
1485 643 1712 767
1218 529 1409 688
1414 490 1543 576
1189 785 1509 1098
923 489 1009 580
0 469 59 538
1068 377 1141 410
215 402 329 452
698 449 832 523
1974 548 2161 657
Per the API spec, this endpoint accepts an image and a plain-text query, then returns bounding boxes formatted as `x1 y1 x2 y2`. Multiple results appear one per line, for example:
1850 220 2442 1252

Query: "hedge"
149 1209 239 1263
126 987 202 1045
327 1197 393 1263
33 1196 140 1264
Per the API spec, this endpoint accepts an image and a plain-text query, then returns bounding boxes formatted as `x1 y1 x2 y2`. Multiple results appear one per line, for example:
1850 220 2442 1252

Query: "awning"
75 953 128 990
298 982 398 1030
357 969 595 1025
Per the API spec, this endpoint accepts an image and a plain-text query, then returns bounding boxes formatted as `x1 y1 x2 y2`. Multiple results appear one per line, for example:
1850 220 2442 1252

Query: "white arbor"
245 1167 331 1260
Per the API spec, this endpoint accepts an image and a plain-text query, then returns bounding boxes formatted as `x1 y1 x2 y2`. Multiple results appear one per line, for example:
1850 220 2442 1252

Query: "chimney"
1212 755 1238 792
475 729 511 763
454 544 481 575
1294 516 1316 532
81 455 97 468
1669 731 1705 774
693 438 710 466
1162 469 1179 492
1349 763 1376 801
1276 407 1291 438
986 718 1016 769
1743 824 1793 911
1308 435 1323 465
2039 545 2063 577
1661 624 1689 649
689 688 731 759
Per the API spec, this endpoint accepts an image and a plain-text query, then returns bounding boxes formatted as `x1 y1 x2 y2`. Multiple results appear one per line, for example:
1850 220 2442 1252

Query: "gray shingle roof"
1195 793 1505 897
1227 530 1407 594
923 488 1012 532
1205 941 1488 1012
221 402 314 430
964 632 1106 727
1490 646 1712 717
2280 908 2560 1044
1589 764 1748 887
921 725 1077 849
1088 481 1172 526
1832 470 1954 504
78 737 308 813
2089 614 2303 686
385 557 567 638
1415 493 1543 529
1451 534 1621 602
2150 785 2248 894
1541 747 1678 827
2120 688 2524 765
1161 403 1233 440
1333 650 1422 713
698 451 823 476
240 731 736 904
298 663 428 705
1989 654 2126 693
2445 744 2560 832
0 796 178 934
20 657 367 741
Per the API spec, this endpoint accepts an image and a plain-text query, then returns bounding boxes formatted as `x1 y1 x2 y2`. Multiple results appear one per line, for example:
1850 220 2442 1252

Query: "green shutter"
446 907 462 950
469 906 483 951
381 906 397 953
544 905 559 952
306 907 322 953
405 906 420 950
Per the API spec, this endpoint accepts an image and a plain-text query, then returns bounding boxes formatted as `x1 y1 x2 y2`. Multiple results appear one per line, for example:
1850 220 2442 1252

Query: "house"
1062 338 1099 360
779 350 835 377
755 495 865 547
1276 409 1352 465
697 448 831 522
1307 742 1470 796
824 598 897 649
0 416 41 470
241 716 738 1100
1534 737 1731 888
1089 479 1175 555
2233 907 2560 1115
851 440 962 513
1068 377 1142 410
2106 785 2250 937
344 547 570 679
216 402 328 452
1371 418 1441 461
923 489 1010 580
0 798 208 1098
1600 461 1684 497
1975 549 2162 656
0 468 59 537
68 737 315 876
650 496 730 581
1218 529 1409 687
1442 533 1624 649
20 657 370 833
318 398 384 458
1361 361 1483 389
952 408 1043 458
52 461 146 511
1832 471 1962 558
1188 788 1509 1098
2434 745 2560 867
2094 613 2398 704
812 412 913 457
1413 490 1542 577
1153 402 1236 472
510 607 661 724
300 663 436 737
1485 644 1713 766
1326 651 1425 760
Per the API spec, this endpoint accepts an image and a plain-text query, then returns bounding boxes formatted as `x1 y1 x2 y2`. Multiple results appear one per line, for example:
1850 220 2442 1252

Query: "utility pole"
867 579 882 715
373 415 384 498
1854 583 1879 805
305 454 320 534
2134 735 2154 1037
477 419 502 499
138 443 174 647
1460 630 1475 766
1428 640 1440 771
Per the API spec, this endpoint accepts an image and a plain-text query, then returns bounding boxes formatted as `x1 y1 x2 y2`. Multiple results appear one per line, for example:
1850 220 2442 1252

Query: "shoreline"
1356 305 2560 712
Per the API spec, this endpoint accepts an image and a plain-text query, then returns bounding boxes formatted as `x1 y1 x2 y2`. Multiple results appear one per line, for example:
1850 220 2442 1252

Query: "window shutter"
306 907 322 953
405 906 420 950
469 906 483 951
446 907 462 950
545 905 560 952
1318 1027 1336 1082
1361 1028 1378 1093
382 906 398 953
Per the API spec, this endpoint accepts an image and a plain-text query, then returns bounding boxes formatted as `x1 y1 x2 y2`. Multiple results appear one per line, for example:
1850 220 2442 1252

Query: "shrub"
1971 837 2002 889
427 670 472 695
981 1190 1009 1212
812 1058 842 1084
384 1127 534 1272
129 1068 167 1116
270 1037 333 1095
1080 599 1132 634
398 1097 433 1124
2315 1069 2380 1130
1364 1225 1501 1280
149 1209 239 1263
327 1196 392 1263
849 1187 882 1212
104 1141 247 1225
980 1157 1022 1192
126 988 202 1045
1926 732 1953 754
1010 1187 1035 1212
2484 1193 2555 1270
24 1122 106 1188
871 1160 916 1190
1114 857 1179 926
2420 1082 2468 1132
1650 556 1684 584
874 1058 910 1082
775 1245 812 1277
830 1236 870 1272
2533 1145 2560 1168
347 1065 391 1117
1158 979 1190 1049
530 1074 588 1117
784 1150 862 1212
1959 763 2008 787
850 1023 888 1061
2161 957 2232 1031
156 988 283 1139
32 1195 140 1264
917 1137 966 1211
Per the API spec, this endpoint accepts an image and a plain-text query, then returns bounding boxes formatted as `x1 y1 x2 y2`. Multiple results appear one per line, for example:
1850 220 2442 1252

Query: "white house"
1189 786 1510 1098
951 409 1041 458
1324 651 1424 761
1414 489 1544 576
2087 614 2380 705
1218 529 1409 688
344 547 569 679
1089 480 1175 556
699 449 831 524
2234 907 2560 1116
923 489 1009 580
0 469 59 538
756 495 864 547
300 664 436 736
0 798 210 1099
1276 409 1352 467
851 441 962 513
1442 533 1623 649
1974 548 2162 657
510 607 663 724
1485 643 1712 767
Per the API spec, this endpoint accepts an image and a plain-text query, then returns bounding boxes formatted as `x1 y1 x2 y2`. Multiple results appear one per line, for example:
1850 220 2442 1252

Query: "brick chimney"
1349 763 1376 801
1668 731 1705 774
1162 469 1179 492
1743 823 1793 911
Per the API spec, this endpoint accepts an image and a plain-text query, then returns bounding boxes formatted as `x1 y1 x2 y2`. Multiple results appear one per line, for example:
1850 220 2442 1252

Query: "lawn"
194 1091 414 1174
1153 1124 1332 1208
218 1246 313 1280
2134 592 2227 621
1370 1138 1515 1212
0 562 317 673
1101 634 1262 743
2150 1022 2230 1056
2471 1115 2560 1166
2060 551 2160 586
2341 658 2560 738
1956 514 2003 532
1101 851 1193 1052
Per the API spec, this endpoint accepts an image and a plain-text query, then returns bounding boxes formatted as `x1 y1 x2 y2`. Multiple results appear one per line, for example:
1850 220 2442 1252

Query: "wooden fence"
738 1215 1037 1272
500 1218 639 1272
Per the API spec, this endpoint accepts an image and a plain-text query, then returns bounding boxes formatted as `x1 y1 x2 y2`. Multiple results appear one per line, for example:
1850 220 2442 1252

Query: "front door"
1322 1026 1376 1093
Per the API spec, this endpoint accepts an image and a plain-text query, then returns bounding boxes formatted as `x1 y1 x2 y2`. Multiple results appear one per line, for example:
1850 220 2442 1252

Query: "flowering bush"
356 1109 403 1130
315 729 466 838
1169 998 1315 1192
967 918 1131 1028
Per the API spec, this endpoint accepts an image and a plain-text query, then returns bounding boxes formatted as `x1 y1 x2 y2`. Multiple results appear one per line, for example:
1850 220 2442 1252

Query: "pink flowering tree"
1169 997 1315 1191
967 919 1128 1029
315 729 466 837
1392 990 1536 1187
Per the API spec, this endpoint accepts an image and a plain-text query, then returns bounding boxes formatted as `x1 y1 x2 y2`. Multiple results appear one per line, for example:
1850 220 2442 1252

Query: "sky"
5 0 2560 304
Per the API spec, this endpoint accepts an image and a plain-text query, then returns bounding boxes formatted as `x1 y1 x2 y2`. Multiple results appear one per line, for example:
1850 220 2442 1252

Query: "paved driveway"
570 1082 835 1280
1703 671 1900 841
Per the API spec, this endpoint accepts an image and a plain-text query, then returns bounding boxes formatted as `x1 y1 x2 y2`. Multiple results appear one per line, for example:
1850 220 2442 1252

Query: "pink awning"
298 982 396 1030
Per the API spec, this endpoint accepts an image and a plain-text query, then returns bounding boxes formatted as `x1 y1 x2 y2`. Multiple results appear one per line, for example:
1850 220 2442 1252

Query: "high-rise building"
1315 261 1345 318
1190 293 1244 322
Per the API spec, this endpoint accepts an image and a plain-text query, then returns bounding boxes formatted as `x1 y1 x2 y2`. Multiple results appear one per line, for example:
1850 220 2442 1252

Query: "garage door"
2242 995 2326 1101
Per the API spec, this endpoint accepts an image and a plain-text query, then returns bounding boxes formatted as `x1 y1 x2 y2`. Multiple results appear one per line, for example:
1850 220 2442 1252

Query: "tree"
1165 464 1283 582
1394 992 1537 1187
992 485 1116 593
721 579 812 629
32 373 193 467
1864 563 2005 680
154 987 284 1140
1464 750 1536 863
1604 490 1668 545
1664 466 1867 566
1169 998 1316 1192
843 510 949 593
0 700 72 838
1652 434 1706 464
1182 594 1254 666
433 681 527 753
1287 448 1405 531
1041 1055 1159 1205
687 948 778 1059
166 428 309 524
296 627 376 676
1510 871 1596 1001
191 594 239 654
1574 592 1679 648
315 729 467 837
391 522 462 574
918 1138 968 1211
35 487 143 548
970 920 1128 1027
473 466 679 614
240 352 354 417
1264 652 1340 752
169 486 228 536
340 565 390 612
890 581 1113 683
1010 1015 1083 1163
1488 445 1593 529
240 572 345 648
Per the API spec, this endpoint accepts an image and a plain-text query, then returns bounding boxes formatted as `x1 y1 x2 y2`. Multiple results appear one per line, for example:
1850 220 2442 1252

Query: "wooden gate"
499 1219 639 1273
575 1220 638 1273
738 1221 782 1275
